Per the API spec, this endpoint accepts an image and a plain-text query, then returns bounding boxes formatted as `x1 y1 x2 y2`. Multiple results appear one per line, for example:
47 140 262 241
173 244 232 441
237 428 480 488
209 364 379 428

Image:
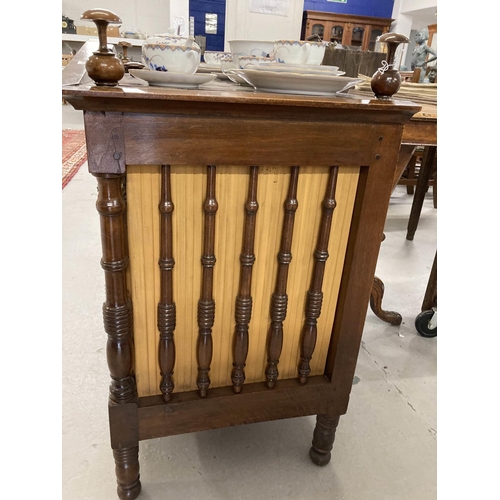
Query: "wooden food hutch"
302 10 393 50
62 14 420 498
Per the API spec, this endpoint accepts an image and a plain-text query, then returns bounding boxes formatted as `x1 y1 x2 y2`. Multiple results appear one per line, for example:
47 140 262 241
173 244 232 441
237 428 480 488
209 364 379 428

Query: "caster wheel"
415 309 437 338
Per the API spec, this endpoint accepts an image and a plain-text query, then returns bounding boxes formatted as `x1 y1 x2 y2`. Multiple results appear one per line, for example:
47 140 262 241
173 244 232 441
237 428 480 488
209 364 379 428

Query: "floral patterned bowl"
142 32 201 74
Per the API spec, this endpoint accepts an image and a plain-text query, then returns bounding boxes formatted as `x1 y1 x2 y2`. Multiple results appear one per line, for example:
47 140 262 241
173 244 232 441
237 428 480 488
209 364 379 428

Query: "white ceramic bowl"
142 43 201 74
203 51 232 66
142 33 201 73
273 40 325 65
228 40 275 57
237 55 276 68
306 41 327 65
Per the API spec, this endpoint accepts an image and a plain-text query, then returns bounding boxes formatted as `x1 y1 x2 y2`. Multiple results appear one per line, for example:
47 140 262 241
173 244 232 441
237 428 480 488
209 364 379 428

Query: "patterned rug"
62 129 87 189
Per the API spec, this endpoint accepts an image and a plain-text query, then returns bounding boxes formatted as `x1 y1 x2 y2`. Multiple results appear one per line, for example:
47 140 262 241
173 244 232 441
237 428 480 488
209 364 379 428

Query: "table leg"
406 146 437 241
94 173 141 500
369 276 403 325
368 144 416 325
421 252 437 312
309 414 341 466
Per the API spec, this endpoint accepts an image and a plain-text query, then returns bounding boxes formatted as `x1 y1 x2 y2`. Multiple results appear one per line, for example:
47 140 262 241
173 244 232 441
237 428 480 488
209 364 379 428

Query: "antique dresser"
63 70 419 498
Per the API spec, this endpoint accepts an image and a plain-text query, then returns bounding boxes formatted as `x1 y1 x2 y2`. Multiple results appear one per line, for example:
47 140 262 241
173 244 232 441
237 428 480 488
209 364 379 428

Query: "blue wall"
189 0 226 52
303 0 394 18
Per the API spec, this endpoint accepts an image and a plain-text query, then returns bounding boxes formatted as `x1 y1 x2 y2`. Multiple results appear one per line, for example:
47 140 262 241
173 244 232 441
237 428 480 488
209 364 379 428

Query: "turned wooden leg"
95 173 141 498
421 252 437 312
113 447 141 500
406 152 417 194
370 276 402 325
407 146 437 241
309 414 341 466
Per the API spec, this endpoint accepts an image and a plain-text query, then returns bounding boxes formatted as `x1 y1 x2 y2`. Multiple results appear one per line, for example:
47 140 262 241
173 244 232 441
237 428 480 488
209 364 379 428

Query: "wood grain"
158 165 176 402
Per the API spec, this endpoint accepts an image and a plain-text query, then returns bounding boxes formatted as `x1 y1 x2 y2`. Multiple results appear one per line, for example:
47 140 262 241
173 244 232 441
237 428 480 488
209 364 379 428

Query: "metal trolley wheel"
415 308 437 338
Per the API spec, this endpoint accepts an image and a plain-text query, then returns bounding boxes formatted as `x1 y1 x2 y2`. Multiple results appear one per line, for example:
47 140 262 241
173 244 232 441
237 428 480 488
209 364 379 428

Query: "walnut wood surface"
196 166 218 397
158 165 176 402
265 166 300 388
370 276 403 325
64 83 421 499
407 146 437 240
421 252 437 312
94 173 137 405
298 166 339 383
113 447 141 500
309 414 341 466
84 112 126 173
136 376 335 440
231 166 259 393
94 173 140 498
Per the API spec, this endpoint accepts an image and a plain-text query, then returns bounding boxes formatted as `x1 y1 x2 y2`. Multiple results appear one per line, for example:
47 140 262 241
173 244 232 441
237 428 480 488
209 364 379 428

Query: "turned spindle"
158 165 176 402
196 165 218 398
370 33 409 99
298 166 339 384
231 166 259 393
265 166 299 388
81 9 125 86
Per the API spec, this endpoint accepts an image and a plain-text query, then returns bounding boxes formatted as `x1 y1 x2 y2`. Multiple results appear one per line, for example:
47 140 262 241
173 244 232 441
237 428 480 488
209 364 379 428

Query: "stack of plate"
225 63 361 96
196 62 231 80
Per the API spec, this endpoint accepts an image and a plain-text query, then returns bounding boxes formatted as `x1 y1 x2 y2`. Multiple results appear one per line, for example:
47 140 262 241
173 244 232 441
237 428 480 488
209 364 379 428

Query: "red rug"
62 129 87 188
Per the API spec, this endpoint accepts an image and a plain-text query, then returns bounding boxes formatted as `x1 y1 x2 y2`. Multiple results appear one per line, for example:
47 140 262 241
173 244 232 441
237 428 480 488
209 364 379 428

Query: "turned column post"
94 172 141 500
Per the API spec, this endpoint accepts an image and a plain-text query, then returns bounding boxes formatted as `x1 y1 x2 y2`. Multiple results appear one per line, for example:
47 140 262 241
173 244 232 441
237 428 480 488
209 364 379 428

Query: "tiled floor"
62 104 437 500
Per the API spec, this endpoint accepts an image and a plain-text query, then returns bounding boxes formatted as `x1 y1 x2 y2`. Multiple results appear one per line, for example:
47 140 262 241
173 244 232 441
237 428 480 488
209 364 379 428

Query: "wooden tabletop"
62 82 432 145
62 83 420 113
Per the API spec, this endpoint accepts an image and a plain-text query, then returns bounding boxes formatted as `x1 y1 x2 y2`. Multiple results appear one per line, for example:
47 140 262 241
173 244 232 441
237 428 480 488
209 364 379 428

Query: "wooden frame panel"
64 83 421 498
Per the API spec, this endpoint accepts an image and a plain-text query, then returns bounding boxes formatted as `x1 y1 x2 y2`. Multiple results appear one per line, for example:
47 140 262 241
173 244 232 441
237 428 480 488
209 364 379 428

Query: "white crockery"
230 68 361 96
244 63 345 76
203 51 232 66
228 39 275 57
237 55 276 68
129 69 216 88
273 40 325 65
142 32 201 74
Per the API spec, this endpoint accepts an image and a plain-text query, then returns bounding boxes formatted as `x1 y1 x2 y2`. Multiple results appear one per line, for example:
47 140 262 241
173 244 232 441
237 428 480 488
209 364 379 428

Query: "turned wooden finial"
118 41 132 63
80 8 125 86
370 32 410 99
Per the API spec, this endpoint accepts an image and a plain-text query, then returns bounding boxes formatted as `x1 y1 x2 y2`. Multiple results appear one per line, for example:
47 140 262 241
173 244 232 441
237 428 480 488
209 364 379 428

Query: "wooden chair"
397 146 437 206
401 66 437 84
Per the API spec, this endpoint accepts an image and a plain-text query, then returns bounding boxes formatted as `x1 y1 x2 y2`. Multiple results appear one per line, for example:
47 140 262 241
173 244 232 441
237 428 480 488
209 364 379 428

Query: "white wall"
399 0 437 14
62 0 189 38
391 0 437 69
224 0 305 52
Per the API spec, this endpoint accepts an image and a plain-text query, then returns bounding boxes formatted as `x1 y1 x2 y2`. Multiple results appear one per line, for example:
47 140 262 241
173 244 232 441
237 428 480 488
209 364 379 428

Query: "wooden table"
367 98 437 325
62 83 420 500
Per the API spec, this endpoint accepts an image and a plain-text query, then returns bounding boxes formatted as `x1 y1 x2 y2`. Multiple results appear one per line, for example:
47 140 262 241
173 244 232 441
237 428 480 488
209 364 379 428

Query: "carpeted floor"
62 129 87 189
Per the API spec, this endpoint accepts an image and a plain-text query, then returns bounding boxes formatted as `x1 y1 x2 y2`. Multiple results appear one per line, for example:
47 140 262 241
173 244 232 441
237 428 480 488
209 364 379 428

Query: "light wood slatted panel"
127 165 359 397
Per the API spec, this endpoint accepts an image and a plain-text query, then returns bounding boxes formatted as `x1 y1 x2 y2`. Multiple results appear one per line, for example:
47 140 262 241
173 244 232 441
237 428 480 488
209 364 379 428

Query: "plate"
129 69 217 88
244 63 344 76
222 70 253 86
197 62 223 73
229 69 361 96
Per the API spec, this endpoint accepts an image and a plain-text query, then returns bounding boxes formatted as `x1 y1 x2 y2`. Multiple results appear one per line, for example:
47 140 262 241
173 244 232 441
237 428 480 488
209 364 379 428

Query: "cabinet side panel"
127 165 359 397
